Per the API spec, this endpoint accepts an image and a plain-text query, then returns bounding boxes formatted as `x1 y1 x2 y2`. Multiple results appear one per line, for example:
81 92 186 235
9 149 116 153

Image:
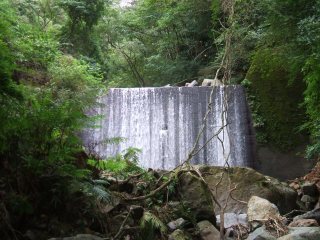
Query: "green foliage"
0 55 102 175
241 79 267 143
59 0 105 28
140 211 167 240
1 0 320 236
0 0 61 89
87 147 142 177
49 54 103 95
102 0 215 87
0 9 104 226
59 0 105 57
13 0 64 29
240 0 320 153
14 24 59 68
166 177 177 195
303 56 320 158
87 158 126 172
70 179 111 205
0 3 109 231
265 0 318 46
298 2 320 158
246 48 306 149
0 1 19 96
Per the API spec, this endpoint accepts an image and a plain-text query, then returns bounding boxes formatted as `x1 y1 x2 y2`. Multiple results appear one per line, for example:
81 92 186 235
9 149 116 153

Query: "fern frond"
141 211 167 234
87 159 97 167
92 179 109 186
91 184 111 203
73 169 92 179
58 164 91 179
71 180 111 204
123 147 141 164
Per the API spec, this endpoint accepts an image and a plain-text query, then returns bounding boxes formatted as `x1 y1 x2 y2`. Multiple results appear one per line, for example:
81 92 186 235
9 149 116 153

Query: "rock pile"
289 162 320 211
167 166 320 240
45 164 320 240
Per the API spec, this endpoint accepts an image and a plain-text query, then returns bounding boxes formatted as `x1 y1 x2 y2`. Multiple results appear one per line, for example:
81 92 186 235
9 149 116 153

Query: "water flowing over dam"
83 86 255 169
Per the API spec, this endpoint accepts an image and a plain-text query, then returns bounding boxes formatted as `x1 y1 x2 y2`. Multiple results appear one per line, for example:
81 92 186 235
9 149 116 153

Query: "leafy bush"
2 55 103 175
0 1 20 96
0 53 105 234
140 211 167 240
87 147 143 177
303 56 320 158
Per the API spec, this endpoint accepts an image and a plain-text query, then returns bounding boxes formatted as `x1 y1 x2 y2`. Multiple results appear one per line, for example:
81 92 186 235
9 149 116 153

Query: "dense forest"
0 0 320 239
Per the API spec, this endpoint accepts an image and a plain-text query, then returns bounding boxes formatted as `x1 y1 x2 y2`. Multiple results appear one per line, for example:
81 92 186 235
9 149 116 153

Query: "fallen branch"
113 208 133 240
124 177 174 201
264 216 288 238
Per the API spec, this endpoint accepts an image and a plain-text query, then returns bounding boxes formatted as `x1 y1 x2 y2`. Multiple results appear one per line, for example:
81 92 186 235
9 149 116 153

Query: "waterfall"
83 86 255 169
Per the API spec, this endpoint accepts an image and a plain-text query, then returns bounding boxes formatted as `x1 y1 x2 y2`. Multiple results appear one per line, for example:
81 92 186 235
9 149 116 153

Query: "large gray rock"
167 218 187 230
277 227 320 240
201 78 223 86
197 166 297 214
186 80 198 87
293 208 320 223
301 182 319 197
197 220 220 240
247 196 280 222
179 172 216 223
300 194 318 210
301 195 317 204
246 226 276 240
216 213 248 228
288 219 319 227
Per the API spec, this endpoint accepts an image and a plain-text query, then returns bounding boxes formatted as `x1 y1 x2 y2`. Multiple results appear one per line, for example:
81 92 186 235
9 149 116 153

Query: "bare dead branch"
113 208 133 240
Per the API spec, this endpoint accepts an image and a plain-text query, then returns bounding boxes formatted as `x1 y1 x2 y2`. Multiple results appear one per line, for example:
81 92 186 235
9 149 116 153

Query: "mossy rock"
178 172 216 224
197 165 297 214
246 47 306 150
168 229 192 240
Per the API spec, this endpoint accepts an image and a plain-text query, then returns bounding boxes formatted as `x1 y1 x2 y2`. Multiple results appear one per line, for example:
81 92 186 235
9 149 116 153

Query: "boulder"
284 210 306 220
179 172 216 223
130 205 144 221
277 227 320 240
197 220 220 240
100 196 120 214
167 218 187 230
246 226 277 240
301 182 319 197
216 213 248 228
168 229 192 240
288 219 319 227
186 80 198 87
301 195 317 204
247 196 280 222
301 195 318 210
201 78 223 87
293 208 320 224
197 166 297 214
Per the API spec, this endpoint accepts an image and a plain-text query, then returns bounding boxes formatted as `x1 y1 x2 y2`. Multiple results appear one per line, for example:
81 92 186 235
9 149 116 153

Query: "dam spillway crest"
83 86 255 169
